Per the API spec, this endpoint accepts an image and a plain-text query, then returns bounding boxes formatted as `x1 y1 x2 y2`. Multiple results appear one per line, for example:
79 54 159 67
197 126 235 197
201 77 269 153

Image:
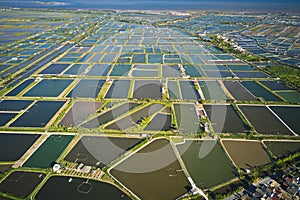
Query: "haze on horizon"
0 0 299 12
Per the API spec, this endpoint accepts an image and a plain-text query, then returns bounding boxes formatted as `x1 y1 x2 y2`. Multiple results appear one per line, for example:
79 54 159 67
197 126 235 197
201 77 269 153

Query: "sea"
0 0 299 12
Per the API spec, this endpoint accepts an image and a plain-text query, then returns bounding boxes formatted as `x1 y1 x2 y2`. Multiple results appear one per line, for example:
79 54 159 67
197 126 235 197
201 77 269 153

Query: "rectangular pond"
23 79 73 97
57 57 78 62
240 81 282 102
39 63 70 75
222 140 271 169
177 140 236 188
67 79 105 98
179 81 200 100
259 81 292 91
269 106 300 134
110 138 191 200
168 81 181 100
227 65 256 71
205 70 234 78
5 79 34 96
133 80 161 99
91 45 106 53
174 103 200 134
24 135 74 168
35 176 130 200
86 64 111 76
204 104 250 133
132 54 146 63
0 133 40 161
131 70 158 77
89 53 104 62
276 91 300 103
109 64 131 76
0 171 45 198
263 140 300 158
63 64 89 76
0 100 32 111
100 54 117 63
234 71 269 78
223 81 257 101
144 113 172 131
148 54 163 63
183 65 204 77
105 80 130 99
238 105 294 135
0 113 17 126
198 81 227 101
10 101 65 127
162 66 181 77
134 64 158 70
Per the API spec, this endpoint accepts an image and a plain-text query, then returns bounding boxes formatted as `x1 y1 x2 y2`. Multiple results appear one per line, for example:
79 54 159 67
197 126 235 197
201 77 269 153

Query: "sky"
0 0 299 12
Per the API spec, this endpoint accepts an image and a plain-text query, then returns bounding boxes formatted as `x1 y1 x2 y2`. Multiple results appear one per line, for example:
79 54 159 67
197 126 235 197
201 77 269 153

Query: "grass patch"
263 65 300 88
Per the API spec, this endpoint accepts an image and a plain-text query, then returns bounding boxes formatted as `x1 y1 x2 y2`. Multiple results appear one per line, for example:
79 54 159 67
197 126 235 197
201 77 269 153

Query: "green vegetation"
209 35 268 62
12 32 27 37
263 65 300 88
170 136 184 144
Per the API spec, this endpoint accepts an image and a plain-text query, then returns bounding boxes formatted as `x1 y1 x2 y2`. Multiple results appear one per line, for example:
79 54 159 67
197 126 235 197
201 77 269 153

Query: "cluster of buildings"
228 164 300 200
250 178 287 200
245 174 299 200
282 175 300 198
52 162 93 174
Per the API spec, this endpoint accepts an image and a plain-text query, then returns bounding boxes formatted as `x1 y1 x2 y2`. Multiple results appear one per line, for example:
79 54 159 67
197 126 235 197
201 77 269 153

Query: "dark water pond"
39 63 70 75
5 79 34 96
0 171 45 198
204 104 250 133
223 81 256 101
269 106 300 134
35 176 130 200
133 80 161 99
10 101 65 127
0 100 32 111
0 133 40 161
67 80 105 98
241 81 282 102
24 79 73 97
263 141 300 158
238 105 294 135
